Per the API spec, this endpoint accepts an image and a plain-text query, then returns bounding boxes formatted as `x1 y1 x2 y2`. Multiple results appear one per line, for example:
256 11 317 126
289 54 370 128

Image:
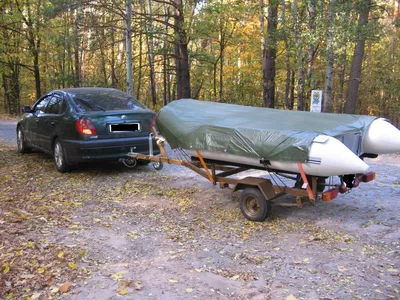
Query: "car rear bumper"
62 136 160 163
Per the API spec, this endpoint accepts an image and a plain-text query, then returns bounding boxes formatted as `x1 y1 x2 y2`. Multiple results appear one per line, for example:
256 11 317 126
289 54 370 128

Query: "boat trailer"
127 130 376 222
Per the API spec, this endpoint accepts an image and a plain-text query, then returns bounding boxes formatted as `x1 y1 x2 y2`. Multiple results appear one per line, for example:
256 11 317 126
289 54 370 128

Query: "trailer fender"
233 177 276 201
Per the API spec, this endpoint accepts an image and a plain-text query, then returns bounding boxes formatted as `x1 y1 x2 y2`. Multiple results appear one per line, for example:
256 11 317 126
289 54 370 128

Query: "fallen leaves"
128 230 139 240
111 270 128 280
68 262 78 270
133 281 142 290
1 142 399 300
59 281 72 293
209 268 256 282
116 280 142 295
3 264 10 274
118 289 129 295
0 233 87 298
31 292 41 299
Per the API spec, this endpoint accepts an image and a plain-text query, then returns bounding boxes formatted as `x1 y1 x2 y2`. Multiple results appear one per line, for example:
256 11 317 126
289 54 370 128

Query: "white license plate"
110 123 140 132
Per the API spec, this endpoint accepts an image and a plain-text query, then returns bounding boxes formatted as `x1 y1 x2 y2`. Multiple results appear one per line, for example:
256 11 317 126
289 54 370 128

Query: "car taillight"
76 118 98 135
150 114 156 129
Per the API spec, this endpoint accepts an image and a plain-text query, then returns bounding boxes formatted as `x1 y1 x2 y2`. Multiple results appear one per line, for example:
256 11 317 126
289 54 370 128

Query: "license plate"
110 123 140 132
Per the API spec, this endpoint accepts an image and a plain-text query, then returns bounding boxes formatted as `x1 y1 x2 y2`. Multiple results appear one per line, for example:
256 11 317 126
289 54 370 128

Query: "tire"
17 127 31 154
152 161 163 171
53 139 70 173
239 187 271 222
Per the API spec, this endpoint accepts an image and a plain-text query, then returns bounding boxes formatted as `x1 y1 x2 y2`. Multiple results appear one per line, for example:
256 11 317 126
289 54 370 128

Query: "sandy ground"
0 121 399 299
62 154 400 300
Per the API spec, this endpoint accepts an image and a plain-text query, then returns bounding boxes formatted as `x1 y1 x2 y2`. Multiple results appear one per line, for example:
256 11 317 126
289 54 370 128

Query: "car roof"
56 88 127 96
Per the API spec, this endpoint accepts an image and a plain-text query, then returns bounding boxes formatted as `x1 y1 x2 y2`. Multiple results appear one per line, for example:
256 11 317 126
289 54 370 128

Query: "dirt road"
0 126 399 299
0 118 17 145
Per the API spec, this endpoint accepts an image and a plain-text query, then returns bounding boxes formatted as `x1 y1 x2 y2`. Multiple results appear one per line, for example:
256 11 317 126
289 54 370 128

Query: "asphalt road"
0 118 17 145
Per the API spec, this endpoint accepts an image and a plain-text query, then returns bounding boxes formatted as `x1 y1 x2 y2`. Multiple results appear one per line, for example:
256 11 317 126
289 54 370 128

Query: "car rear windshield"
71 91 147 112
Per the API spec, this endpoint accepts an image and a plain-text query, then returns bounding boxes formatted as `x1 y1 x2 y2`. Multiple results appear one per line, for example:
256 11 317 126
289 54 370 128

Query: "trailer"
125 130 376 222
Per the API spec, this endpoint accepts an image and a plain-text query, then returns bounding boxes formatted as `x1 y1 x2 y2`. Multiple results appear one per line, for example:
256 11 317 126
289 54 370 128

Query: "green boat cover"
156 99 377 163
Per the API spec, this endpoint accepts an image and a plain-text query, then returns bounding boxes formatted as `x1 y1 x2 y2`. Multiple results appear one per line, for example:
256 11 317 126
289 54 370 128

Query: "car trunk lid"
79 110 155 139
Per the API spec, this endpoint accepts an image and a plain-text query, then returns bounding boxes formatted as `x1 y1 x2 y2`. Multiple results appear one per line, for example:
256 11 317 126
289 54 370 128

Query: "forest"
0 0 399 125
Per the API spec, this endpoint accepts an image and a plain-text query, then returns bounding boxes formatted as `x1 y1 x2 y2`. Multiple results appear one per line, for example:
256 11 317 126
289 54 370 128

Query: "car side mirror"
21 106 32 113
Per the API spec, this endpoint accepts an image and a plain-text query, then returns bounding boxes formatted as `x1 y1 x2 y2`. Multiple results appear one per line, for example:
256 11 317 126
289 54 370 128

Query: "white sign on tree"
310 90 322 112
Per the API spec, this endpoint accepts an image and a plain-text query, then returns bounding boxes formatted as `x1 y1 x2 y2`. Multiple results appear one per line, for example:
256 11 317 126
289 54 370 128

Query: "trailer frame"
127 130 375 222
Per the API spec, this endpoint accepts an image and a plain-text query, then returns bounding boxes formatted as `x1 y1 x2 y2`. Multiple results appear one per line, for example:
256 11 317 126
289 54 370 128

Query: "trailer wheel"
152 161 163 171
239 188 271 222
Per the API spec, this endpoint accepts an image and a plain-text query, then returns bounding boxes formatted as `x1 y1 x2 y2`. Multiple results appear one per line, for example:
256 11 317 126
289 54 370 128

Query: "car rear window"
71 91 147 112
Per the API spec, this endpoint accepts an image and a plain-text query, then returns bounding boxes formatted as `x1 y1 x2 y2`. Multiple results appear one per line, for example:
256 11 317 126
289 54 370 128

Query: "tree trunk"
219 31 224 102
163 53 168 105
213 62 217 99
260 0 277 108
126 0 133 97
292 0 305 110
66 9 74 87
344 0 371 114
98 23 108 86
306 0 316 98
173 0 191 99
163 3 170 105
337 3 349 114
290 71 295 110
323 0 335 113
265 0 278 108
110 2 117 88
390 0 399 123
25 0 42 98
2 59 21 115
146 0 157 106
73 2 83 87
338 47 347 113
219 43 224 102
33 46 41 98
137 32 143 100
111 28 117 88
281 0 291 109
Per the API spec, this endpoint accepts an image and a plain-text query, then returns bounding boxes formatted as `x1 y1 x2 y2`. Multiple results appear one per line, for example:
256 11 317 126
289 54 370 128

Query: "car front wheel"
17 127 31 154
53 139 70 173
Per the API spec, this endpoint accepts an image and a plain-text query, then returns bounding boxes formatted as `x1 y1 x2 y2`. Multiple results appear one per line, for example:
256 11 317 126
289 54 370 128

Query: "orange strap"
297 163 315 201
196 150 215 184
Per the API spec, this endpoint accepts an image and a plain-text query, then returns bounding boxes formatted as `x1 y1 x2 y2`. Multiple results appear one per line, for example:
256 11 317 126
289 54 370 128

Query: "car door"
27 95 51 148
41 93 67 152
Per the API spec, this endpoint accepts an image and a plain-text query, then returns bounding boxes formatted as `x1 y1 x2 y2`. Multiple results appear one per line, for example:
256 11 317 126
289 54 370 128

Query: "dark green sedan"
16 88 159 172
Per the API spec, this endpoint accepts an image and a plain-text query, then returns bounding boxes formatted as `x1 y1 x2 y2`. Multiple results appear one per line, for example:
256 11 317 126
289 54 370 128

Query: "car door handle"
36 119 39 123
51 121 56 127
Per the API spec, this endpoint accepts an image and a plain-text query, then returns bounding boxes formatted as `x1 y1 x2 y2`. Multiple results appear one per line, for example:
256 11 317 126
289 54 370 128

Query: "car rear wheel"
17 127 31 154
54 139 70 173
